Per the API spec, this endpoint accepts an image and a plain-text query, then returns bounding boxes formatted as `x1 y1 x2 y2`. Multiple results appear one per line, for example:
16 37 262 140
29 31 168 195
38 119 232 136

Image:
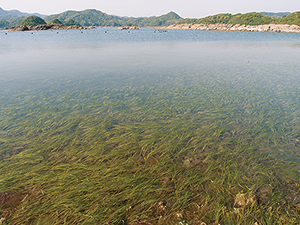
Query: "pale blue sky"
1 0 300 18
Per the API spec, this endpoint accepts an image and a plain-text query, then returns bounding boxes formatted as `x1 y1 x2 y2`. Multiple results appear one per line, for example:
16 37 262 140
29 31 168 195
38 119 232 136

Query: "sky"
1 0 300 18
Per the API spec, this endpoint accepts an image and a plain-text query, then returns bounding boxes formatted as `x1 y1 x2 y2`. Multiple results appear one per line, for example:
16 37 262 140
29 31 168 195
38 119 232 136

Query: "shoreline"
159 23 300 33
2 24 95 31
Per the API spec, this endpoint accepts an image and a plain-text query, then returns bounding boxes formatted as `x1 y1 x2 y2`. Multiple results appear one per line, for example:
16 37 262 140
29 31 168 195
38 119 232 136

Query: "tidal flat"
0 28 300 224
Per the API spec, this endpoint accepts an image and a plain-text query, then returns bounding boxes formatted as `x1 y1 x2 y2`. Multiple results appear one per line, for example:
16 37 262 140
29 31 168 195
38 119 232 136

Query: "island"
158 12 300 33
4 24 95 31
2 15 95 31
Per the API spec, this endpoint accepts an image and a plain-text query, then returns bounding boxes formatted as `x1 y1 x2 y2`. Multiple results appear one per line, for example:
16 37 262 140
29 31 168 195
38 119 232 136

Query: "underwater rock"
175 212 183 220
0 217 6 224
182 156 209 171
162 178 174 186
233 192 256 210
0 191 22 222
183 157 190 167
145 156 159 165
153 201 167 215
0 191 22 209
158 178 175 195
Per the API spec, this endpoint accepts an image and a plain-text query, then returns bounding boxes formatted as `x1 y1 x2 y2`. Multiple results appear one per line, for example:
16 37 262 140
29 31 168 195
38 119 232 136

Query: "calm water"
1 27 300 224
1 27 300 149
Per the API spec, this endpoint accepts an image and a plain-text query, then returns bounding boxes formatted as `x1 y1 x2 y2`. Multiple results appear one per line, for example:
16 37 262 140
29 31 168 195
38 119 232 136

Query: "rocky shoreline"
3 24 95 31
159 23 300 33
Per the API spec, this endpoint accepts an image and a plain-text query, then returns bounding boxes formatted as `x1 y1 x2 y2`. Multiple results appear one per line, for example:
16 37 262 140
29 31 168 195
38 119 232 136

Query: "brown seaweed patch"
0 191 22 209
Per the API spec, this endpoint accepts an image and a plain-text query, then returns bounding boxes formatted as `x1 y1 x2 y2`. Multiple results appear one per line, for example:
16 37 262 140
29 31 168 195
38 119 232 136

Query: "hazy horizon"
1 0 299 18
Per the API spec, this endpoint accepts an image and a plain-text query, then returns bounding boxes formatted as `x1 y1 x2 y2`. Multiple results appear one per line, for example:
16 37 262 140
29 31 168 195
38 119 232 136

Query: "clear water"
1 27 300 223
1 28 300 82
1 27 300 148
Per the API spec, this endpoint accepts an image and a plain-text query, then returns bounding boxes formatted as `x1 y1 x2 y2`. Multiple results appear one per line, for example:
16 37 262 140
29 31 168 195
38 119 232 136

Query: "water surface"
0 28 300 224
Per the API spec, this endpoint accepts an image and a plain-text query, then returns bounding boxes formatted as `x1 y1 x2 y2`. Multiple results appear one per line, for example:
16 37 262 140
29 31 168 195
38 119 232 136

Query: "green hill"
124 11 182 26
178 12 274 25
44 10 81 24
3 10 300 29
64 19 80 26
48 18 62 24
227 12 275 25
0 19 9 28
277 12 300 26
19 16 46 26
63 9 123 26
178 13 234 25
178 12 300 26
44 9 182 27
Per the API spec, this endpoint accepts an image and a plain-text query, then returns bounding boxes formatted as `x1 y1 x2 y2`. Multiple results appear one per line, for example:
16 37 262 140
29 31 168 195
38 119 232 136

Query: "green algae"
0 67 300 224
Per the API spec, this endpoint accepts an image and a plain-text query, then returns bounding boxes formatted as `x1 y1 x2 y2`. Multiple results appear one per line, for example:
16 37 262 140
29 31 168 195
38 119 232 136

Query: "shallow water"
0 27 300 223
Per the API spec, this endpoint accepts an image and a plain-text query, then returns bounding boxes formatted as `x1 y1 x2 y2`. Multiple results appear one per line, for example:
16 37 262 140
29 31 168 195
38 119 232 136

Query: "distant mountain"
0 19 9 28
260 12 291 18
7 16 26 26
0 7 46 20
2 8 298 29
44 9 120 26
277 12 300 25
44 9 182 26
125 11 182 27
0 8 181 28
178 12 300 26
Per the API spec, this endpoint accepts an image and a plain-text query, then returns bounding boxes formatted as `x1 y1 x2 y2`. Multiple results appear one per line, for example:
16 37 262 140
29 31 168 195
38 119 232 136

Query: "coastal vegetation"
47 18 62 24
6 16 26 27
0 19 9 28
64 19 80 26
19 16 46 26
226 13 274 26
178 11 300 26
277 11 300 25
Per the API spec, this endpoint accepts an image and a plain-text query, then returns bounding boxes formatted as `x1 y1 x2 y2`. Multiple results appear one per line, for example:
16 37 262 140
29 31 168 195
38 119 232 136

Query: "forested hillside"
44 9 182 26
178 12 300 26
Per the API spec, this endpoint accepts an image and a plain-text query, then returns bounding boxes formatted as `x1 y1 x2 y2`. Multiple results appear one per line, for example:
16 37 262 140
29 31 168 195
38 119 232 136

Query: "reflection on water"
0 28 300 224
